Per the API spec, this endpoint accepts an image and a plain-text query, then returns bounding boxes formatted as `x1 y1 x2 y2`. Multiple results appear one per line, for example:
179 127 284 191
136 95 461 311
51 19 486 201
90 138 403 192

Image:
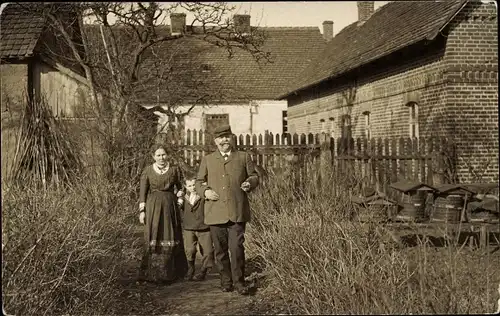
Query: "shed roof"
0 3 46 58
390 180 437 193
1 2 85 75
435 184 476 195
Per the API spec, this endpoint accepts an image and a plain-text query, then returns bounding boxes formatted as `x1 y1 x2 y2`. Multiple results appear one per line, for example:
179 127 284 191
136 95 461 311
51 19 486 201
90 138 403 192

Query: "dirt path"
112 228 280 315
115 265 255 315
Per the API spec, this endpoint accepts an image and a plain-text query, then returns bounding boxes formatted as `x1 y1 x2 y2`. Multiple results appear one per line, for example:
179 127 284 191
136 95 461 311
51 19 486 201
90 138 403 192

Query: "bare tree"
18 2 270 179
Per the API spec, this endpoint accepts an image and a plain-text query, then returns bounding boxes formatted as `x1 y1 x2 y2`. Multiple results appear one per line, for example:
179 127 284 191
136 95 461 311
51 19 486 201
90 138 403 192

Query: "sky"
229 1 390 34
86 2 390 36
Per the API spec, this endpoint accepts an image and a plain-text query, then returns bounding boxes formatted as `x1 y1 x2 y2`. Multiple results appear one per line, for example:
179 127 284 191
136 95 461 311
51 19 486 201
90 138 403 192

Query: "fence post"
320 133 332 189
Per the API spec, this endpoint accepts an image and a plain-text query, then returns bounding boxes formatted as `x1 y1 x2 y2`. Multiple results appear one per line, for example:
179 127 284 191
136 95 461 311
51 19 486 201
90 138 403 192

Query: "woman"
138 144 187 282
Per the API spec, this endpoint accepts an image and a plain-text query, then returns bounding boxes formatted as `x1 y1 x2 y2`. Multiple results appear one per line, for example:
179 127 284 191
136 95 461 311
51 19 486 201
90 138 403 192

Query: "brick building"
278 0 498 183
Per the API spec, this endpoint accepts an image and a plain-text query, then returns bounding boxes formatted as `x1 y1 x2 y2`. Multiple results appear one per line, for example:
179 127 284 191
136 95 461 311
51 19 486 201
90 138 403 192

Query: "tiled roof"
390 180 437 193
0 3 81 60
85 24 326 103
204 27 326 101
279 0 469 98
0 3 46 58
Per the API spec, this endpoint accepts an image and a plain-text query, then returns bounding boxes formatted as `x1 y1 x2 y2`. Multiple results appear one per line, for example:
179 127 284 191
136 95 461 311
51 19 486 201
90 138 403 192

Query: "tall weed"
247 163 499 314
2 174 138 315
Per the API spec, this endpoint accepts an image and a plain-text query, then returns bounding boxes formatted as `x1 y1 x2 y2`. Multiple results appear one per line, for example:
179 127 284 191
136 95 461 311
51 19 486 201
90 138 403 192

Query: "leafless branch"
14 2 271 179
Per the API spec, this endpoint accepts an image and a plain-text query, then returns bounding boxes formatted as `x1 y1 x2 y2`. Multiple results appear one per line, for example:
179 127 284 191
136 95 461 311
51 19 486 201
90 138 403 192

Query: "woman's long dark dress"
138 164 187 280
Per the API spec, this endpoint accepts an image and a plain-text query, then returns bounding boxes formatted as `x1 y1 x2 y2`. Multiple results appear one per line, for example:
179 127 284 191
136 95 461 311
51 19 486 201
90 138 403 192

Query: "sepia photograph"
1 1 499 315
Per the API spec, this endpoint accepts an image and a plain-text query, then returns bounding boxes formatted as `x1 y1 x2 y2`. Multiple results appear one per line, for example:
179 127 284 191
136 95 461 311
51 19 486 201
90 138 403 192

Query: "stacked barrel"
390 180 437 222
430 185 474 223
357 181 497 224
399 191 427 221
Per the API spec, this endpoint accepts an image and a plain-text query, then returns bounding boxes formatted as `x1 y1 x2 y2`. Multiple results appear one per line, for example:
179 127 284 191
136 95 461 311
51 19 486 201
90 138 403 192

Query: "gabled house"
85 13 327 138
154 14 327 137
0 3 89 118
278 0 498 183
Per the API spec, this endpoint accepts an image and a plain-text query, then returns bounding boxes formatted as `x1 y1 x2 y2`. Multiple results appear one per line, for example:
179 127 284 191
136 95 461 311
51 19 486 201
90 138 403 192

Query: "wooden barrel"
431 194 463 223
395 192 427 222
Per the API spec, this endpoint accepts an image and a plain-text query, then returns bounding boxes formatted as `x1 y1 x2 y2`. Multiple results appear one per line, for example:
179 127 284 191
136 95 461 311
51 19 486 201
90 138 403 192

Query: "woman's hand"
241 181 251 192
176 190 185 198
139 202 146 224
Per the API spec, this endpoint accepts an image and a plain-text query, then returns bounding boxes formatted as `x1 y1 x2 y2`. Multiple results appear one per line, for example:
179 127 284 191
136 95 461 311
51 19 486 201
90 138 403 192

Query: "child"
178 177 214 281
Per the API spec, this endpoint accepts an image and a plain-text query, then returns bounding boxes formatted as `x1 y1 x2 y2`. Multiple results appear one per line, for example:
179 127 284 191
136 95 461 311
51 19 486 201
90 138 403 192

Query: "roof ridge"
82 24 319 31
279 0 469 98
258 26 319 30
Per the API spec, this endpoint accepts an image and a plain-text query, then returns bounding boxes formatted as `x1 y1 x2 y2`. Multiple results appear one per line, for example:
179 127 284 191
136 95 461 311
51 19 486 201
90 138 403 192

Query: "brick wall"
441 0 498 183
287 0 498 184
287 38 448 140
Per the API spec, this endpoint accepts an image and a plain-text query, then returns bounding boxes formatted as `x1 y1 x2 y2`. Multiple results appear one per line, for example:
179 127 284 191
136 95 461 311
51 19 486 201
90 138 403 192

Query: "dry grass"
1 174 139 315
1 95 173 315
246 162 500 315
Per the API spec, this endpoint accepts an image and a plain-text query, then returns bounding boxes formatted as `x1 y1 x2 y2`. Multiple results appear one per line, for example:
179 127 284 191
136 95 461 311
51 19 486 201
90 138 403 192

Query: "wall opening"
406 102 419 138
363 111 371 139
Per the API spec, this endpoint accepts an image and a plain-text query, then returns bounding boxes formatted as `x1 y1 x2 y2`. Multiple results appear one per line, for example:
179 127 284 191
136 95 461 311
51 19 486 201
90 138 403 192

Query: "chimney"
170 13 186 35
357 1 374 25
234 14 251 35
322 20 334 42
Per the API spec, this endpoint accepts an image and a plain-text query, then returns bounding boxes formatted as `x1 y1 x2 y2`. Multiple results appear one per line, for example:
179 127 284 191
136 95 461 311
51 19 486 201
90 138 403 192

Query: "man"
195 124 259 295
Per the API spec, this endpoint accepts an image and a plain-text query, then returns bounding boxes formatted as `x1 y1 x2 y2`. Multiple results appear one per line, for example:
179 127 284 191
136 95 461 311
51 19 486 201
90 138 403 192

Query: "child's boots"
185 260 195 281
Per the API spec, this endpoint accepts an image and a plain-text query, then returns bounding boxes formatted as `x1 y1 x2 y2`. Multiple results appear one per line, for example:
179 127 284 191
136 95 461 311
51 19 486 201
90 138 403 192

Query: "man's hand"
204 189 219 201
241 181 251 192
139 211 145 225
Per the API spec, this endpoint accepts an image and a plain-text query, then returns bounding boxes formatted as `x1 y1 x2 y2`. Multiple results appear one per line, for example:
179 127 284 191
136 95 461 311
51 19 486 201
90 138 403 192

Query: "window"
282 110 288 134
320 119 326 132
363 111 371 139
341 114 352 139
329 117 335 136
204 113 229 143
340 114 352 153
407 102 419 138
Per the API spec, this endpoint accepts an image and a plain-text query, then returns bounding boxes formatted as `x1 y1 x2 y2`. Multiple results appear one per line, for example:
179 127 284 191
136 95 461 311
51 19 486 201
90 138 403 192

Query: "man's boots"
193 267 209 281
185 260 195 281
